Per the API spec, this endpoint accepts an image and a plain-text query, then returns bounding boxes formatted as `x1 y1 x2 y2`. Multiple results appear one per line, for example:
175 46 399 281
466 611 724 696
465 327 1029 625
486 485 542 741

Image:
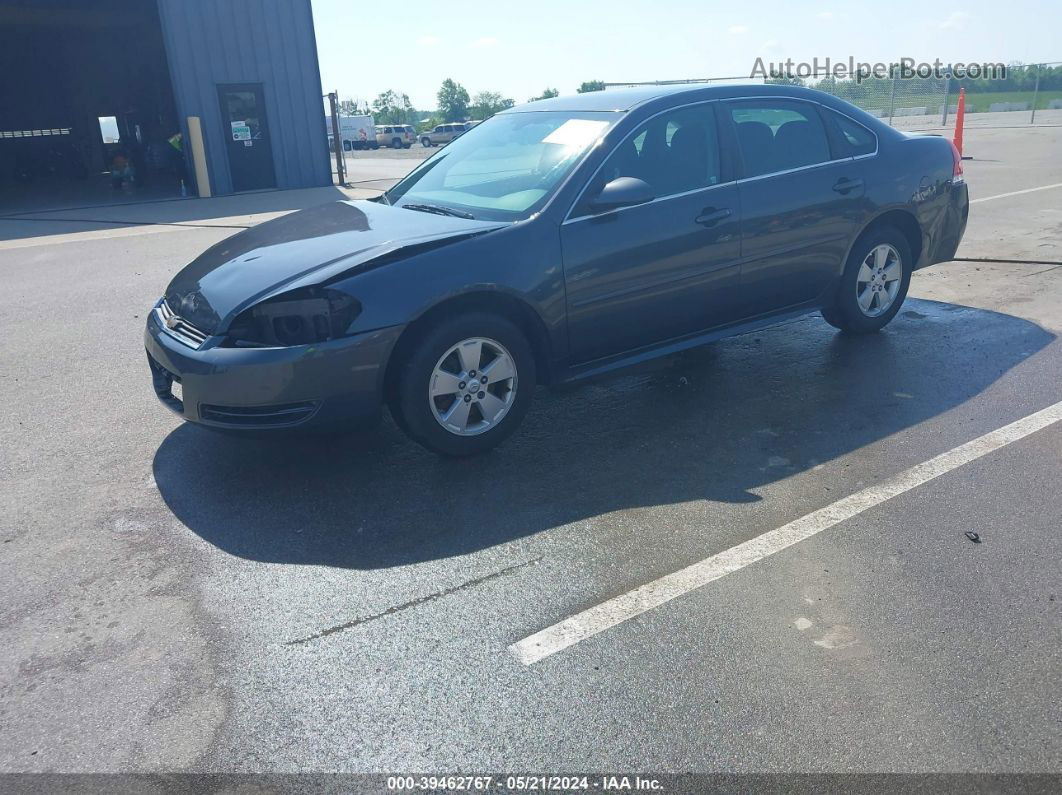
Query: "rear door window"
728 101 831 177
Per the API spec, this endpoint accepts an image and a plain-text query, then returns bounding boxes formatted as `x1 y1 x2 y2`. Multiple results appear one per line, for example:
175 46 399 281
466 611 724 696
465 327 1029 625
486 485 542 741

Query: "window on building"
98 116 120 144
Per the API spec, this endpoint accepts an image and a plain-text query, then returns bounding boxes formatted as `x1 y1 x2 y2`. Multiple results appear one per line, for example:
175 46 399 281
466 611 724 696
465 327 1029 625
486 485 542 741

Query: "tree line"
338 79 608 130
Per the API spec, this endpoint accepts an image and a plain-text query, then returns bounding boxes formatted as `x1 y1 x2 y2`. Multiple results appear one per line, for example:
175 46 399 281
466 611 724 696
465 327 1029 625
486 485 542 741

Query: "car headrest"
773 120 827 167
736 121 775 173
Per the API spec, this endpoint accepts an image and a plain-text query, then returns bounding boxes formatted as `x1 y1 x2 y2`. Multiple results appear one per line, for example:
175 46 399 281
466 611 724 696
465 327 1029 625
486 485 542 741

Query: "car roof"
503 82 851 113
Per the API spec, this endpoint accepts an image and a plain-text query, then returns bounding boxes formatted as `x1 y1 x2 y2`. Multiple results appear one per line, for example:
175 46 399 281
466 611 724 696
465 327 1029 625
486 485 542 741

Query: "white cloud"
937 11 970 30
816 11 833 20
417 35 441 46
472 36 499 48
728 25 749 35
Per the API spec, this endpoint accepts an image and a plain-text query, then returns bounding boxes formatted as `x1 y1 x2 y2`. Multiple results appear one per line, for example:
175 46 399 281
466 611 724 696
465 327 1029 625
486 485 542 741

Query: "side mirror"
589 177 655 212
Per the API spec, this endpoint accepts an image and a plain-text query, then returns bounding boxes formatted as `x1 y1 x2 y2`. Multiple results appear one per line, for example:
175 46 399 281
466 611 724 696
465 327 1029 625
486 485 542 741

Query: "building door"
217 83 276 192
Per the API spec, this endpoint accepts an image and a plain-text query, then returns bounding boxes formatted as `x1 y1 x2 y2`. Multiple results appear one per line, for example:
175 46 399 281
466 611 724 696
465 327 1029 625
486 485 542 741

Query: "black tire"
821 225 913 334
371 143 380 150
403 143 411 149
421 137 431 148
390 313 536 456
391 137 402 149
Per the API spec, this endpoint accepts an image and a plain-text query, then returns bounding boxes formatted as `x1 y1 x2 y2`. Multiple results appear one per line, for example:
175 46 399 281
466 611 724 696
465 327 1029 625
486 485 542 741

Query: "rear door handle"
832 178 864 194
695 207 732 226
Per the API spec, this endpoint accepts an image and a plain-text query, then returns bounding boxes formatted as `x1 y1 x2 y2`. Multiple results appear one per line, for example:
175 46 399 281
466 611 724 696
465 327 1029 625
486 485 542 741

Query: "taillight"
950 141 964 183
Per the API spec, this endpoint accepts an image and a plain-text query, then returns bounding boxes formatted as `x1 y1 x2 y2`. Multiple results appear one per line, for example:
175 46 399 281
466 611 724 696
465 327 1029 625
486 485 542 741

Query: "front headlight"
224 287 361 347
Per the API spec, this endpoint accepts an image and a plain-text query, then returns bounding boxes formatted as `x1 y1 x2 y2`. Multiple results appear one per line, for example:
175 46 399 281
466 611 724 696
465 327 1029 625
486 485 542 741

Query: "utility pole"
1031 66 1041 124
327 91 345 185
887 65 897 125
940 70 951 127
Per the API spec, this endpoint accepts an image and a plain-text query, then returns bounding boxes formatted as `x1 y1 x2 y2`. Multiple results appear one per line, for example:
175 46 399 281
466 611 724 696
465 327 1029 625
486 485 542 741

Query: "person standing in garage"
167 130 188 194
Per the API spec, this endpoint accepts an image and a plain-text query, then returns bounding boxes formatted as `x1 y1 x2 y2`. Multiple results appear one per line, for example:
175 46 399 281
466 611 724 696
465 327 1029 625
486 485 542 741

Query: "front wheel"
421 137 431 147
822 226 912 334
390 313 536 456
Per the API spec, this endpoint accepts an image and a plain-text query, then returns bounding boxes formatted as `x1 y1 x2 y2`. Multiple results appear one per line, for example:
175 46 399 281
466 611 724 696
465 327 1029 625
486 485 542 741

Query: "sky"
311 0 1062 111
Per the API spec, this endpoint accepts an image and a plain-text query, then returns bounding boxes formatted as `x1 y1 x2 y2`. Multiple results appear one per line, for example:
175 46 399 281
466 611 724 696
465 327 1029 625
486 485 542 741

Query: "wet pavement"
1 124 1060 773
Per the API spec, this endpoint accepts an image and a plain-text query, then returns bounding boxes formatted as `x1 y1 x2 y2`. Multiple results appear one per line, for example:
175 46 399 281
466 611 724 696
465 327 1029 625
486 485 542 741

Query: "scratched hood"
164 200 505 334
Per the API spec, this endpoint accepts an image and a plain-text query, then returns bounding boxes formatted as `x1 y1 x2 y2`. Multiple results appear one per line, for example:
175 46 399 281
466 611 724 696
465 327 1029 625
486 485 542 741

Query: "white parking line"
510 399 1062 666
971 182 1062 204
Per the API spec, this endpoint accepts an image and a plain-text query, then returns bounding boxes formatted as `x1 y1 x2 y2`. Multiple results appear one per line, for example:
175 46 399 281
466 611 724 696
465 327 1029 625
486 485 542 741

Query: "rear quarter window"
828 111 877 156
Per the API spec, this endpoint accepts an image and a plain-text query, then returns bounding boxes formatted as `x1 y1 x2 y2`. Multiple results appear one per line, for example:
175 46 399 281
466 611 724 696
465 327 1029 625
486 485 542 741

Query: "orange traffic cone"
952 87 966 158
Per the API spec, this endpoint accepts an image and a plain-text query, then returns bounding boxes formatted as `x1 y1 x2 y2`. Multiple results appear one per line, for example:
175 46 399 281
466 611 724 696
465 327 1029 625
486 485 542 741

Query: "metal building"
0 0 331 213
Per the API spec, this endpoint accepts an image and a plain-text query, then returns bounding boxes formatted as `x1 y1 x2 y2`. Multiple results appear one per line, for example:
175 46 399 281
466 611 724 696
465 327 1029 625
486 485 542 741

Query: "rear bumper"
145 306 403 432
922 180 969 267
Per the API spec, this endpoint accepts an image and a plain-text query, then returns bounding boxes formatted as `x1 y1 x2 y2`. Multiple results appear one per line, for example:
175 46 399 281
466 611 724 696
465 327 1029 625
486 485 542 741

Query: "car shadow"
0 186 355 241
153 298 1054 569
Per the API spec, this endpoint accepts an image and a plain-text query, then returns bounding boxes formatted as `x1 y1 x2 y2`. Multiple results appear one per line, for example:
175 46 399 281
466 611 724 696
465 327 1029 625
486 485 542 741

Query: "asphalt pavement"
1 125 1059 776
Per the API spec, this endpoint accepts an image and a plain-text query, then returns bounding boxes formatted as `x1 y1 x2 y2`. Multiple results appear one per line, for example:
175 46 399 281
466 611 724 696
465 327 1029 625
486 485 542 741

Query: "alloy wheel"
856 243 902 317
429 337 517 436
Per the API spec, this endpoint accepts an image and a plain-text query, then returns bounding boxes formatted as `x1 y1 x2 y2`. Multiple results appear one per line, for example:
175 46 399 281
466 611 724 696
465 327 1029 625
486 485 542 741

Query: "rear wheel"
421 136 431 147
822 226 912 334
390 313 536 456
391 137 402 149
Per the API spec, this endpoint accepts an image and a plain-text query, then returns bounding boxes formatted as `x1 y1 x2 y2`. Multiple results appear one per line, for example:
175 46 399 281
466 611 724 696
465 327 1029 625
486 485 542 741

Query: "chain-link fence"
605 62 1062 131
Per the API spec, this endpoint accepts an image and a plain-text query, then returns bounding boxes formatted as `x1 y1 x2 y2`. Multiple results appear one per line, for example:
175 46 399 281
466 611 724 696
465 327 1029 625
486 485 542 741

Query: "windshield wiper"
402 203 475 220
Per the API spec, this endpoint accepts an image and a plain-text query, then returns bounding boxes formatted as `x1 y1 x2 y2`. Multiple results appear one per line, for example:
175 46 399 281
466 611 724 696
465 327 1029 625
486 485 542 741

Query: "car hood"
164 200 506 334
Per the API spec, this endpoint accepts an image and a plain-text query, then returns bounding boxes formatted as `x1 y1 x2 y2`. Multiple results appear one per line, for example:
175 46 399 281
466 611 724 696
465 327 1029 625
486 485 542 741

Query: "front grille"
200 402 318 427
156 299 208 349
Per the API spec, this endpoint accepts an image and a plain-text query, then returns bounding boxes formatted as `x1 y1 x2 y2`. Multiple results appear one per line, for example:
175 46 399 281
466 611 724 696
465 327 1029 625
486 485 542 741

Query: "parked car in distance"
146 84 968 456
420 122 468 147
375 124 414 149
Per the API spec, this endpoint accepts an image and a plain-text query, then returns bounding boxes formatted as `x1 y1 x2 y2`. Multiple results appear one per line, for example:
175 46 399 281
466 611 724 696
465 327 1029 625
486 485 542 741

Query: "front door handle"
832 178 864 194
695 207 732 226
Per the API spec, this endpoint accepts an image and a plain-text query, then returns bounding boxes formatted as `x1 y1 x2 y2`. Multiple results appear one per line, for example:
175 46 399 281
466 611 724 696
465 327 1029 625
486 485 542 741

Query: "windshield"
385 111 618 221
